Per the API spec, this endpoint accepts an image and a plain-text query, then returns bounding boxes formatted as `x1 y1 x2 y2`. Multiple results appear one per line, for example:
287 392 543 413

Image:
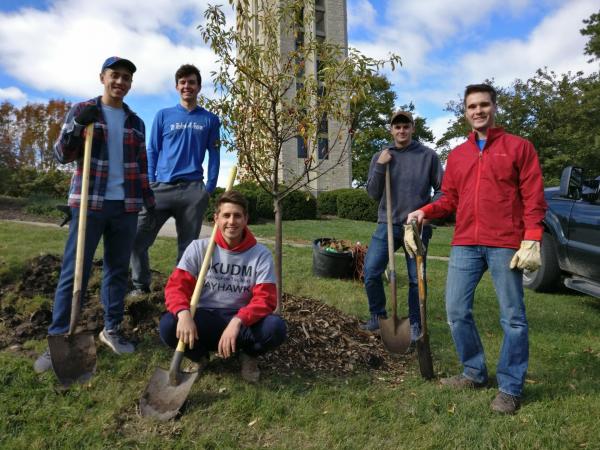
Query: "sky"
0 0 598 187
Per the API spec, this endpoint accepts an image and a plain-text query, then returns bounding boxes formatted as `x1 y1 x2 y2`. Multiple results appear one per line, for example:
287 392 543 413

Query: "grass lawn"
1 220 599 449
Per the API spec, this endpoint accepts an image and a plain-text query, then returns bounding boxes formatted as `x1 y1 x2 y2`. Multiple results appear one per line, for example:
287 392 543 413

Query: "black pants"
159 308 287 361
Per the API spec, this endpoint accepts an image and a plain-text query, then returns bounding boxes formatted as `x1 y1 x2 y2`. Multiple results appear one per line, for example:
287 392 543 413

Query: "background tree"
0 101 17 169
436 71 600 184
581 10 600 62
0 99 70 170
199 0 400 308
350 73 434 186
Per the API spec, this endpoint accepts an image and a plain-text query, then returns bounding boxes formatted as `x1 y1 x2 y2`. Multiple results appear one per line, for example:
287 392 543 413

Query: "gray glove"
139 206 157 232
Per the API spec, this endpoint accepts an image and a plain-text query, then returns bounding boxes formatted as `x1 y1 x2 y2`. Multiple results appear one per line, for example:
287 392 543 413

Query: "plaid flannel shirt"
54 97 155 212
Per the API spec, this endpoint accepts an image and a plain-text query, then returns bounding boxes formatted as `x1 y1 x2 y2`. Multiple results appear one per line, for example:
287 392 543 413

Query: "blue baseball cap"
101 56 136 74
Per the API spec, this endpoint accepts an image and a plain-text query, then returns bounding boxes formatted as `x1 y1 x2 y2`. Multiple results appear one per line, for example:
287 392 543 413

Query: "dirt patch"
0 254 408 379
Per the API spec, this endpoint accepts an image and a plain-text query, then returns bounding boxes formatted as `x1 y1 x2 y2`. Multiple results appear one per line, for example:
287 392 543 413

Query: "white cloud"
348 0 377 31
0 0 232 98
456 0 598 87
0 86 26 101
350 0 598 142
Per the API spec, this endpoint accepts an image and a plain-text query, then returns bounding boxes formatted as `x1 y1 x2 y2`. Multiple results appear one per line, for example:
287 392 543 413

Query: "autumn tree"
199 0 400 308
0 101 17 169
0 99 70 170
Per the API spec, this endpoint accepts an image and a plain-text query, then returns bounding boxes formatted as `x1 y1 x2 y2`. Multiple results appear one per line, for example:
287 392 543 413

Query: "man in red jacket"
159 191 286 382
405 84 546 414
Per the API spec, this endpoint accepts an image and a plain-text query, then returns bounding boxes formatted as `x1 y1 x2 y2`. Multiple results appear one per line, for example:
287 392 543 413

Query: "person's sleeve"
518 141 547 241
430 153 444 202
421 156 458 219
235 249 277 326
366 150 386 201
53 103 88 164
164 268 197 315
146 112 162 183
136 119 156 208
205 116 221 194
235 283 277 327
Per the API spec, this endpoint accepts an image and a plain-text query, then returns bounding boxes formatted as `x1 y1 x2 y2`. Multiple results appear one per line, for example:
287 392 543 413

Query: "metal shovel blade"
378 315 411 354
48 332 96 387
416 335 434 379
139 367 199 421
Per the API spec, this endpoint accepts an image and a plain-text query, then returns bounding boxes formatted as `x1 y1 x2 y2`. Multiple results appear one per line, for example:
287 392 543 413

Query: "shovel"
140 166 238 421
48 123 97 387
379 164 411 354
411 219 434 379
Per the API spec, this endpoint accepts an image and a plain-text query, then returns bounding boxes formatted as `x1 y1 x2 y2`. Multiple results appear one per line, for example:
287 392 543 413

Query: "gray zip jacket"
366 140 443 225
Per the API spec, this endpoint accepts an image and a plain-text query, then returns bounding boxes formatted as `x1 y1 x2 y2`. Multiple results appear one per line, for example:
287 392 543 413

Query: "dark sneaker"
99 327 134 354
491 391 521 414
128 287 150 297
440 374 487 389
33 348 52 373
360 314 386 332
240 352 260 383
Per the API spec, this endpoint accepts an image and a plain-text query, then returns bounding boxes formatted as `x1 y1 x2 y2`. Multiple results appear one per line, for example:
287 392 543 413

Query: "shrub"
336 189 378 222
316 190 338 215
24 194 65 219
1 167 71 199
317 188 354 216
281 189 317 220
203 187 226 222
254 188 318 221
232 183 259 224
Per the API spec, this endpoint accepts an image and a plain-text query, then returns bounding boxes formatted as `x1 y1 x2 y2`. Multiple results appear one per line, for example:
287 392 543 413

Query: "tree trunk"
273 195 283 314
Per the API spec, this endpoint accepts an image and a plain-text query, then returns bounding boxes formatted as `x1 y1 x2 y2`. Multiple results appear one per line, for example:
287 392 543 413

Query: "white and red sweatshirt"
164 227 277 327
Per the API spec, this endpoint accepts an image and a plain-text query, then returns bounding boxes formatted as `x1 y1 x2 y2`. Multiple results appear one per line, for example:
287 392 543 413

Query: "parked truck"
523 166 600 298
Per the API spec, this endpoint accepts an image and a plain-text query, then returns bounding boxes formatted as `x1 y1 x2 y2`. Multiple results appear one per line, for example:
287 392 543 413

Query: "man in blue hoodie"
130 64 221 294
361 111 443 348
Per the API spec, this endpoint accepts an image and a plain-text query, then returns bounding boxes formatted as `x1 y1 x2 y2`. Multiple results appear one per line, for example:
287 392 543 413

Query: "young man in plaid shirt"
34 56 155 373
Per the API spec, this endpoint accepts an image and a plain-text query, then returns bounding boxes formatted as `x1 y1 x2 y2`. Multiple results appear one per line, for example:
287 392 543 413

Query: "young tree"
199 0 400 308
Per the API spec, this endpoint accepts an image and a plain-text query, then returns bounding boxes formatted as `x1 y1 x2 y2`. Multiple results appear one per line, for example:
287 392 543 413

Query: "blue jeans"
49 201 138 335
363 223 432 326
159 309 287 361
445 245 528 397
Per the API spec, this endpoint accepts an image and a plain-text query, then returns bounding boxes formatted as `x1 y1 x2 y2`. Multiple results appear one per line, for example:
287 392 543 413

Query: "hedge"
0 167 71 199
317 188 355 216
336 189 378 222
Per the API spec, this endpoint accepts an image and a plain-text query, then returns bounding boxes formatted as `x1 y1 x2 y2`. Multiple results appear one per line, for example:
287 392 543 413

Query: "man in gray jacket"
361 111 443 346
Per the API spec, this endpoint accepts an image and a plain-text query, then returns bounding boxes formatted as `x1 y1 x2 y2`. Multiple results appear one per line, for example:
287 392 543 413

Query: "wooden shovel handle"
68 123 93 336
175 166 238 353
385 164 397 319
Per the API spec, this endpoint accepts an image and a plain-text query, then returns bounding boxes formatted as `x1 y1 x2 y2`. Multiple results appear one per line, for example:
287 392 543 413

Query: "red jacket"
164 227 277 326
421 128 546 248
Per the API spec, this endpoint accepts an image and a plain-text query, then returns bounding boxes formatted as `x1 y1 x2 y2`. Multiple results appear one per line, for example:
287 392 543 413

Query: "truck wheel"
522 232 561 292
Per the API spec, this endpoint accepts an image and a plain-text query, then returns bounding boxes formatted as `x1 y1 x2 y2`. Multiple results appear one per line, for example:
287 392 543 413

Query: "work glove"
56 204 72 227
139 206 157 232
75 105 100 126
509 240 541 271
403 224 418 258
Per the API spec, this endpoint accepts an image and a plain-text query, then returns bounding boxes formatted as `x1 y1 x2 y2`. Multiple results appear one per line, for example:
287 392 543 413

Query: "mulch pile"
0 254 409 380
